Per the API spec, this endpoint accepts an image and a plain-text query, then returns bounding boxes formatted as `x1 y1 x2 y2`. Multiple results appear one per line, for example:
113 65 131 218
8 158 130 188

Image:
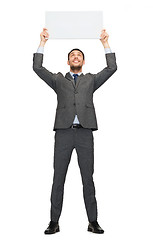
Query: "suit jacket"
33 52 117 131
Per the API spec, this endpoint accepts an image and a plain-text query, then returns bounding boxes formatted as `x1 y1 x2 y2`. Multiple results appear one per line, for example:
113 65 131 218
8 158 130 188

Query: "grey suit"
33 52 117 222
33 53 117 131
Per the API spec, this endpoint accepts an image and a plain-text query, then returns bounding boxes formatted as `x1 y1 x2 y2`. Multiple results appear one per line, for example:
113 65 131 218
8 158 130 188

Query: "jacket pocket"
85 103 94 108
56 105 65 110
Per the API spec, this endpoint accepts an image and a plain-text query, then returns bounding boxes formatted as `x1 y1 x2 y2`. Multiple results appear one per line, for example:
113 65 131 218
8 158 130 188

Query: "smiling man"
67 48 85 73
33 28 117 235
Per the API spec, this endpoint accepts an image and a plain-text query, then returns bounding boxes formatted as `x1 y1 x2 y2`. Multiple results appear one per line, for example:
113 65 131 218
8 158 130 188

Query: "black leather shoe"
88 220 104 234
44 221 60 234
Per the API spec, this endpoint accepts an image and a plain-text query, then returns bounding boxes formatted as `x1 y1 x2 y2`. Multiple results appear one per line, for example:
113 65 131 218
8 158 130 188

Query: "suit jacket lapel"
65 72 84 89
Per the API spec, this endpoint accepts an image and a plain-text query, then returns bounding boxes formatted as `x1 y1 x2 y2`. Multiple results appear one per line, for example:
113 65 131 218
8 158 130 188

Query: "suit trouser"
50 127 98 222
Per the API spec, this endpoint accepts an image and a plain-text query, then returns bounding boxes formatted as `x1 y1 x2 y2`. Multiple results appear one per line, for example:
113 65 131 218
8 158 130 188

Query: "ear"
67 60 70 65
83 60 85 65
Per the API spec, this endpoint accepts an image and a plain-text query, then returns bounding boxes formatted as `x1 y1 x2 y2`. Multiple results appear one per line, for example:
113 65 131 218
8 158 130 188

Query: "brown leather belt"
71 124 83 129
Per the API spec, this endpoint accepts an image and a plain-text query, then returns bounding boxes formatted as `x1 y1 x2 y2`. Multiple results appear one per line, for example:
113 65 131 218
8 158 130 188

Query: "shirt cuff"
104 48 112 54
37 46 44 54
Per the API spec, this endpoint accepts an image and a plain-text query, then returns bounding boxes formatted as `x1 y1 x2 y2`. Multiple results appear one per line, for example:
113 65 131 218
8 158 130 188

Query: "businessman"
33 28 117 234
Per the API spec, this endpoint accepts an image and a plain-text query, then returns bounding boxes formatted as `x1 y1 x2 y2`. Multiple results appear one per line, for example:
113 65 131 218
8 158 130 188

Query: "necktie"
73 74 78 85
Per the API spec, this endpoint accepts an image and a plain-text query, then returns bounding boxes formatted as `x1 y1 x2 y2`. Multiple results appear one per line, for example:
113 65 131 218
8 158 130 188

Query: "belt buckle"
71 124 78 128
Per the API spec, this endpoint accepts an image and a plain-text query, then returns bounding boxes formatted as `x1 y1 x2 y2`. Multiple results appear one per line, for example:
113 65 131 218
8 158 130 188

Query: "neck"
70 68 82 74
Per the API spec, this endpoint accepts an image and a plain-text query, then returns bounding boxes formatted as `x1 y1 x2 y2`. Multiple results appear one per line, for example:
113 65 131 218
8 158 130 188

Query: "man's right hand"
39 28 49 47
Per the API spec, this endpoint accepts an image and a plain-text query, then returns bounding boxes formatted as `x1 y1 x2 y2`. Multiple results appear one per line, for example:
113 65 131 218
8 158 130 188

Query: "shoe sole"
88 226 104 234
44 227 60 234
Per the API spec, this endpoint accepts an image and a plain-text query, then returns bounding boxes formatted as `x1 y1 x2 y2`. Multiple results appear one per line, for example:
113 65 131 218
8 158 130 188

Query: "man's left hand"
100 29 110 48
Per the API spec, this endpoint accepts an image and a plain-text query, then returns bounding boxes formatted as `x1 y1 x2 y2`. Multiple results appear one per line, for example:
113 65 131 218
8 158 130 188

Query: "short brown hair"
68 48 85 60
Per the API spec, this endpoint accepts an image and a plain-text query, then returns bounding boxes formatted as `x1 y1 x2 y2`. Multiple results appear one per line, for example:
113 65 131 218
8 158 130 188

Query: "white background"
0 1 153 240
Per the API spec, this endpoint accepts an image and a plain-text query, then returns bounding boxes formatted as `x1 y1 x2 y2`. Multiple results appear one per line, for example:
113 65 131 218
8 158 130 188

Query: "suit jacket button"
74 90 78 94
73 103 76 106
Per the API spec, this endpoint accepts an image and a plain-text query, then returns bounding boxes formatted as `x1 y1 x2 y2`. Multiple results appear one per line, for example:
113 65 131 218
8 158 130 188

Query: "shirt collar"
70 71 82 77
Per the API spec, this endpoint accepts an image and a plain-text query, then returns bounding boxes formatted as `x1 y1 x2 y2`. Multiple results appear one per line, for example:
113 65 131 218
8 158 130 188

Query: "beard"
70 65 82 71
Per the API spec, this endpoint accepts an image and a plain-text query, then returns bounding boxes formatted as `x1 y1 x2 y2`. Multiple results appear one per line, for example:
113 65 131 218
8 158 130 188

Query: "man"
33 28 117 234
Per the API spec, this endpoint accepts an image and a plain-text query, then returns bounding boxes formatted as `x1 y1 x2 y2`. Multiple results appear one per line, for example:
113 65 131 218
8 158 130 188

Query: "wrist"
39 41 46 47
102 41 110 48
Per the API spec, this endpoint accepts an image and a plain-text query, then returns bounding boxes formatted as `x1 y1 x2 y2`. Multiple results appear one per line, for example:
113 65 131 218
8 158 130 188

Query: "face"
67 50 85 72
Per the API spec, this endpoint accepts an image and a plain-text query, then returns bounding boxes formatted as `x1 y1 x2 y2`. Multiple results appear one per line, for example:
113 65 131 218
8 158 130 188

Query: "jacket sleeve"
93 52 117 92
33 53 57 92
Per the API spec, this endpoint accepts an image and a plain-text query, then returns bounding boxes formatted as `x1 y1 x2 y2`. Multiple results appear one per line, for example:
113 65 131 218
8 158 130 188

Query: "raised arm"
93 29 117 92
33 28 57 92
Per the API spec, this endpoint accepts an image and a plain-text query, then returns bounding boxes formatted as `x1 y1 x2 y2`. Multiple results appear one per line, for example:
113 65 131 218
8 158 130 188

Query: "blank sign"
45 11 103 39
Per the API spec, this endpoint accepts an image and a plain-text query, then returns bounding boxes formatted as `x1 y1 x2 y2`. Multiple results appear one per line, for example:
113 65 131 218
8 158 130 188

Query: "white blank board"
45 11 103 39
